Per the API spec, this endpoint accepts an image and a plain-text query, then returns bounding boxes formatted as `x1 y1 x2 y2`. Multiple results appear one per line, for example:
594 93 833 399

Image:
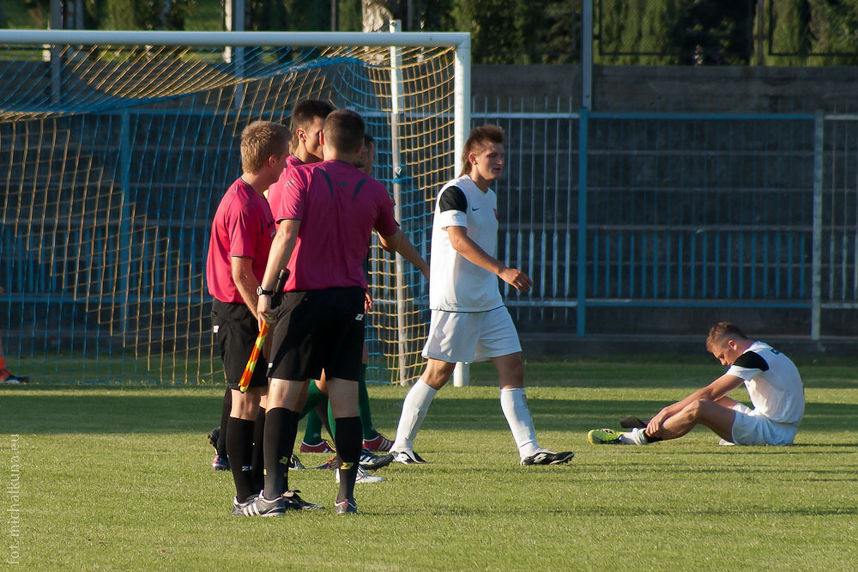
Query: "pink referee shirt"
206 178 275 304
272 160 399 291
268 154 304 223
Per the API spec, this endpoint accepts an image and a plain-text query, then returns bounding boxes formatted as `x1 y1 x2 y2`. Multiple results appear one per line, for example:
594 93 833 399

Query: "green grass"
1 357 857 569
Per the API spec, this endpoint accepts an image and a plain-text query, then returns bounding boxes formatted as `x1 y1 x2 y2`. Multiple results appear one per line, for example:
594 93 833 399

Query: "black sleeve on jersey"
733 351 769 372
438 185 468 213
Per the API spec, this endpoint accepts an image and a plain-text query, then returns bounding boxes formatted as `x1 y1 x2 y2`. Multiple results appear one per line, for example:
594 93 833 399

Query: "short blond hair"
705 321 748 352
240 121 289 173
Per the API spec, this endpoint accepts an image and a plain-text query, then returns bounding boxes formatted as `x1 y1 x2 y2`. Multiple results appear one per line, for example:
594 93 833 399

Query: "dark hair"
240 121 289 173
289 99 334 148
705 321 748 351
323 109 365 154
459 124 505 176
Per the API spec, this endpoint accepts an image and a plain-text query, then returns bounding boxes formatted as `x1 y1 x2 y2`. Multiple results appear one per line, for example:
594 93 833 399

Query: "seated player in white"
588 322 805 446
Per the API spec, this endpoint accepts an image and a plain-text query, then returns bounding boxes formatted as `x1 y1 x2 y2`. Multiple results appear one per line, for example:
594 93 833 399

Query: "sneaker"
314 455 338 471
211 453 230 471
391 449 428 464
232 494 257 516
299 439 336 454
336 465 386 484
282 489 324 510
718 439 735 446
0 373 28 384
521 450 575 466
206 427 220 450
359 449 394 471
288 454 305 470
620 416 650 429
362 433 394 452
587 428 645 445
234 494 285 517
334 498 358 515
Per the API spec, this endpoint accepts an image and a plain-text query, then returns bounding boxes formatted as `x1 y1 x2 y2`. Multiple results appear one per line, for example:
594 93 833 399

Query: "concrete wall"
473 64 858 113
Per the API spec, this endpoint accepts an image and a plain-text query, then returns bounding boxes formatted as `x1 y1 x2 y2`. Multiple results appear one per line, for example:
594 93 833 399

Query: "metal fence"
474 97 858 339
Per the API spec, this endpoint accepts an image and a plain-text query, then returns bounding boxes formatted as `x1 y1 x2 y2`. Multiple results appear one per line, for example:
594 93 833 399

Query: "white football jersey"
428 175 504 312
726 341 805 426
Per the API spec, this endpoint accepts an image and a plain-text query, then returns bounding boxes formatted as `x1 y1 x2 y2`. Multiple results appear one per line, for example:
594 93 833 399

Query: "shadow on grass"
2 389 857 439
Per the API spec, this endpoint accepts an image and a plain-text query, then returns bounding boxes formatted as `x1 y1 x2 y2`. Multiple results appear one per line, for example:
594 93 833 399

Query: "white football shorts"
422 306 522 363
730 402 799 446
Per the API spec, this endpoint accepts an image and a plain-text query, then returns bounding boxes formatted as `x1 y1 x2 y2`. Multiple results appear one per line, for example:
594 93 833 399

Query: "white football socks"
620 428 649 445
391 379 437 452
499 387 540 460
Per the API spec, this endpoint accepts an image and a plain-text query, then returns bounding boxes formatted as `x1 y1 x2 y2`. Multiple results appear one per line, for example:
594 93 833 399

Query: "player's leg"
210 385 231 470
327 377 362 514
357 343 393 450
390 310 474 463
299 377 335 453
260 377 308 499
389 357 454 463
227 386 264 504
596 399 737 446
656 399 736 442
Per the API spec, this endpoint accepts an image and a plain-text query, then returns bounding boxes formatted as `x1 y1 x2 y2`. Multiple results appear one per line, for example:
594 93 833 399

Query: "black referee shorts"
212 299 268 390
267 287 365 383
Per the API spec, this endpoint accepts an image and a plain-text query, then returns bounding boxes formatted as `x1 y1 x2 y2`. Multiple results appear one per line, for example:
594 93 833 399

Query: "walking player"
389 125 574 467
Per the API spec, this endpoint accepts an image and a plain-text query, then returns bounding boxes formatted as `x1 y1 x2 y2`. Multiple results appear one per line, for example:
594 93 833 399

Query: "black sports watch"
256 285 274 297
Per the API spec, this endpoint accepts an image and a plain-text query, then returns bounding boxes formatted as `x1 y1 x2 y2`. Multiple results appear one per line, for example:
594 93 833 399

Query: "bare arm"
647 373 745 434
446 226 532 293
378 229 430 281
230 256 260 319
257 219 300 327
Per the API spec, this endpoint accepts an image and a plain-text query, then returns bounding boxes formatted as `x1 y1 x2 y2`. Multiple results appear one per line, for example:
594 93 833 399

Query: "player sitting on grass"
388 124 574 467
588 322 805 447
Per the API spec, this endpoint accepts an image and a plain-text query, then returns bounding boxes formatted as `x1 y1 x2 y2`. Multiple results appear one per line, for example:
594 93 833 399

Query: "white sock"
620 428 648 445
499 387 540 459
391 379 437 452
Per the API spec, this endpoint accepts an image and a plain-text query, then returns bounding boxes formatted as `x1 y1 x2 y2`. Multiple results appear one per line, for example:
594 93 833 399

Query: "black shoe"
207 427 220 450
234 494 285 517
359 449 394 471
391 449 428 464
288 454 305 470
0 373 28 384
282 490 323 511
334 498 358 515
620 416 650 429
521 450 575 466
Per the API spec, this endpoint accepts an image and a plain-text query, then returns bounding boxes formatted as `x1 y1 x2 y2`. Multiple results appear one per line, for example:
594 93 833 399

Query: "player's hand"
364 291 373 312
498 267 533 293
646 408 670 435
257 294 275 329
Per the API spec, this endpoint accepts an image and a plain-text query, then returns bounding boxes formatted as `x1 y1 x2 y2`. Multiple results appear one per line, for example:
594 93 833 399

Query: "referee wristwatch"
256 285 274 297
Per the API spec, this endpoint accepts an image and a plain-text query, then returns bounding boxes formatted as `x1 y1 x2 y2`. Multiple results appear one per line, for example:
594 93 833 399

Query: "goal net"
0 30 470 384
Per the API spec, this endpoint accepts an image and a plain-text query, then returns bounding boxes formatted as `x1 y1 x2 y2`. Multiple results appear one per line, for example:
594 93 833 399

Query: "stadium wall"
473 64 858 113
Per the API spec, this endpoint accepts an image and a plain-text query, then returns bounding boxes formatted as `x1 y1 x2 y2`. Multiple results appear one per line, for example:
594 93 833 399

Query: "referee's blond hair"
240 121 290 174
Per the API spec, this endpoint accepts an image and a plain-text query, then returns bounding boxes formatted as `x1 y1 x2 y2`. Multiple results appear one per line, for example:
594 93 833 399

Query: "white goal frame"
0 28 472 385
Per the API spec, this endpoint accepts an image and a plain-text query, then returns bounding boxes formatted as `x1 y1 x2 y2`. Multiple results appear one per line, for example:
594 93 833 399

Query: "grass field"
1 356 857 570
